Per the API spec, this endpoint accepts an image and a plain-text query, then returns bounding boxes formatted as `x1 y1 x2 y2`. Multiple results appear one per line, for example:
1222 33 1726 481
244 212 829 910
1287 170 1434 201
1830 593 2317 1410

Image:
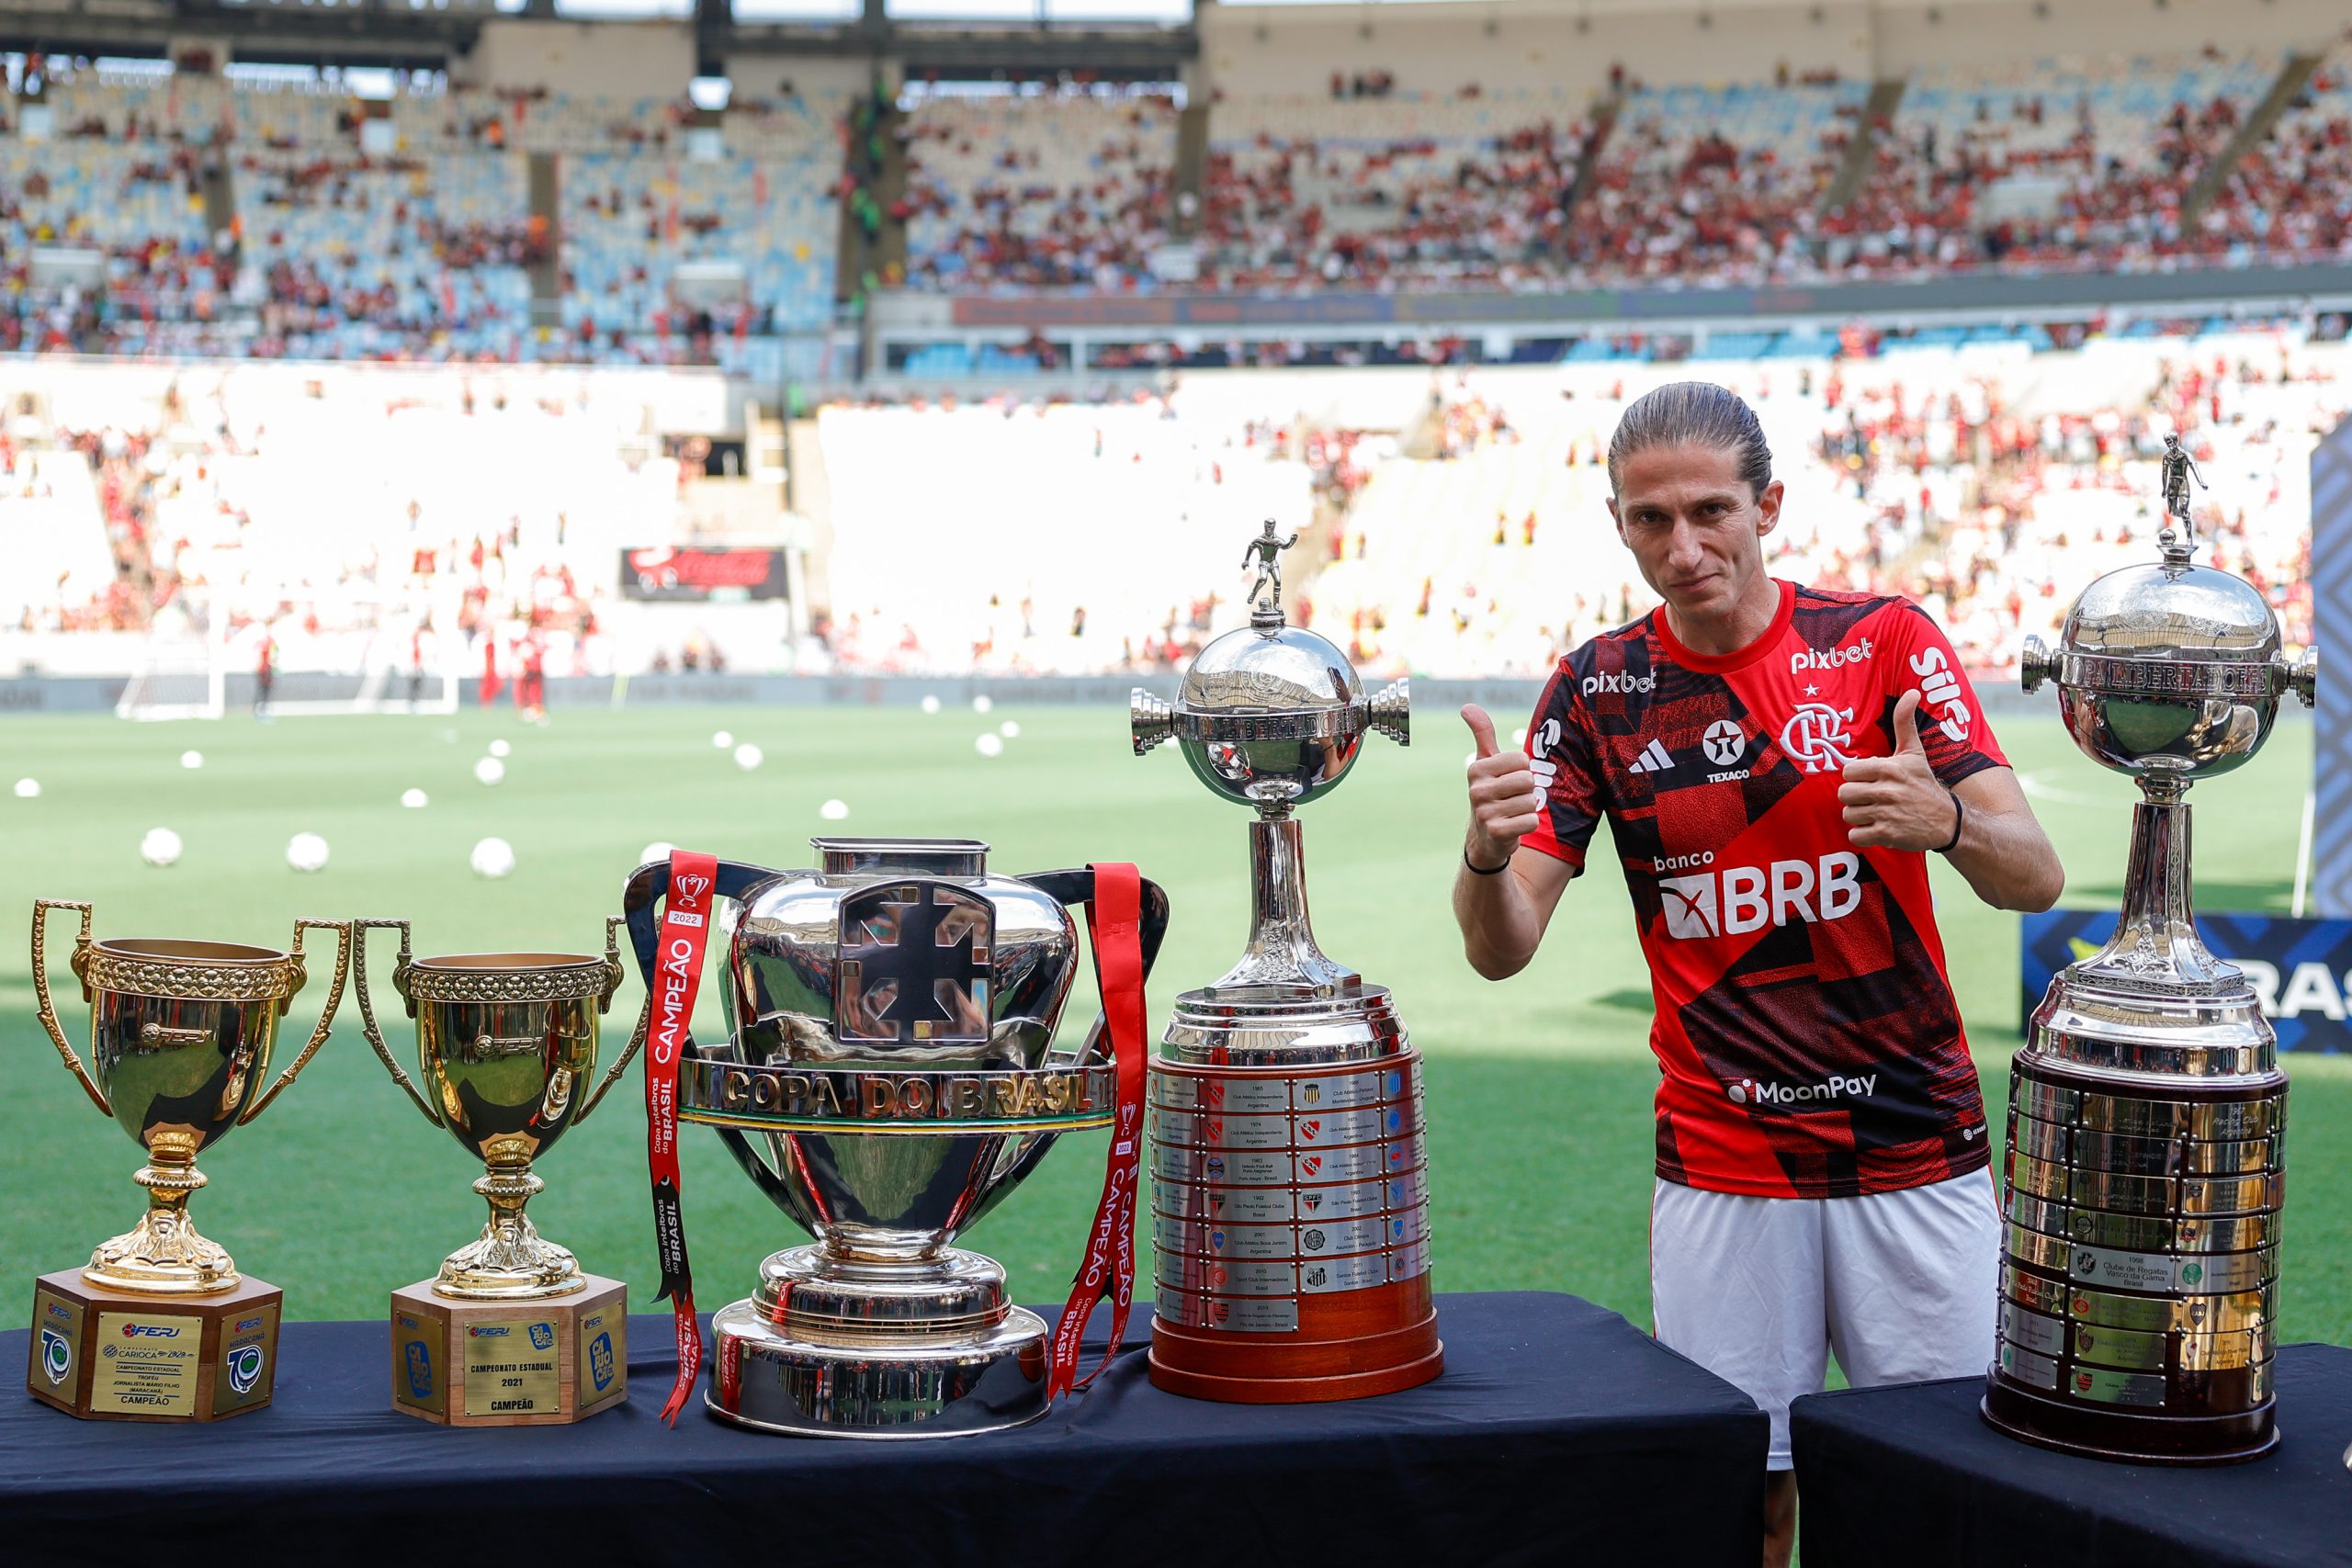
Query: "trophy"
26 901 351 1422
1984 434 2316 1463
353 919 640 1426
1130 522 1441 1403
621 840 1168 1437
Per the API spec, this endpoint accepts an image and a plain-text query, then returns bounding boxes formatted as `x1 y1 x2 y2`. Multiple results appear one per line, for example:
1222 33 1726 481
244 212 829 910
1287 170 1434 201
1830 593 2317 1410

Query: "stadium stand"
1829 50 2288 276
1568 78 1866 284
2201 47 2352 263
899 92 1179 292
1200 91 1596 289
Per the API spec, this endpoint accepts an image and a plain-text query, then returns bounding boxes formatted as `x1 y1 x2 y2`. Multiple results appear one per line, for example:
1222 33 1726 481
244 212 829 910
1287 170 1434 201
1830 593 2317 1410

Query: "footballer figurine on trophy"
1131 522 1442 1402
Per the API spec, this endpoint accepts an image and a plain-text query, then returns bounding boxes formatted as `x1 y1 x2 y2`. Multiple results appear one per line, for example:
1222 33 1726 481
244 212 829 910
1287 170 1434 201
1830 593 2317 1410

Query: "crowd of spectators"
899 93 1178 292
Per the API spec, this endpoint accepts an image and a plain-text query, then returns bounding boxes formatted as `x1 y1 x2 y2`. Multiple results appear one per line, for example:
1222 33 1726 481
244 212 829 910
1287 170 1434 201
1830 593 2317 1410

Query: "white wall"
1194 0 2350 100
1199 2 1872 101
456 20 697 96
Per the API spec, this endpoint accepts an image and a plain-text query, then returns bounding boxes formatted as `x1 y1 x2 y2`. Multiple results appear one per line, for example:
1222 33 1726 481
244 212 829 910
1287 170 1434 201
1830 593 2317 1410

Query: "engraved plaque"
90 1312 199 1417
460 1319 560 1418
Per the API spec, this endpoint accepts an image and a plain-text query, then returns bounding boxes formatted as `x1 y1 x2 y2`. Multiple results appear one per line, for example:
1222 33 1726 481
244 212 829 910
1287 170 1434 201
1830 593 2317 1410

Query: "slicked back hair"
1606 381 1774 502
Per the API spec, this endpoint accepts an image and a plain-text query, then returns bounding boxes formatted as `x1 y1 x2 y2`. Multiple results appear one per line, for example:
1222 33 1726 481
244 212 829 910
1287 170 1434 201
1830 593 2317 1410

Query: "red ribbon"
646 849 718 1425
1046 862 1148 1402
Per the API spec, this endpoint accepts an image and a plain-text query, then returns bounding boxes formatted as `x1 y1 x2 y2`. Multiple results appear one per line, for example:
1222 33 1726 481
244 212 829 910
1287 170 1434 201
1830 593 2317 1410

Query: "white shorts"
1650 1168 1999 1470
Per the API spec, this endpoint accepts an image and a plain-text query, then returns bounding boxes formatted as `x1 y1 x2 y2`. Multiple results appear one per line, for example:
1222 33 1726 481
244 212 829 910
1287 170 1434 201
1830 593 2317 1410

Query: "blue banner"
2021 909 2352 1052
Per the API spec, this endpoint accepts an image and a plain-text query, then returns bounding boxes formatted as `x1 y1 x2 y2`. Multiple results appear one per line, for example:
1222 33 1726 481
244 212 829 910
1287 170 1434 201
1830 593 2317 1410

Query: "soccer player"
1453 382 2062 1568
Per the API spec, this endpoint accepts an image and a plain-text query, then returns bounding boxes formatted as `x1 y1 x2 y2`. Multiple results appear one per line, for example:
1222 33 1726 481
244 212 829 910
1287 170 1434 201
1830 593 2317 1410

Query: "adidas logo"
1628 739 1673 775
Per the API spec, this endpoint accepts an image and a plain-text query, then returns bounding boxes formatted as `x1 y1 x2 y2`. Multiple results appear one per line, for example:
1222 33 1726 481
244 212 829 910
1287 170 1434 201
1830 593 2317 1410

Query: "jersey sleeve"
1518 665 1604 870
1877 602 2007 785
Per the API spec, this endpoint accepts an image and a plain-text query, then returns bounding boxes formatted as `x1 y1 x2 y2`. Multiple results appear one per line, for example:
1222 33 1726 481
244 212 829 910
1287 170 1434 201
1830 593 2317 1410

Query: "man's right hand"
1463 704 1544 867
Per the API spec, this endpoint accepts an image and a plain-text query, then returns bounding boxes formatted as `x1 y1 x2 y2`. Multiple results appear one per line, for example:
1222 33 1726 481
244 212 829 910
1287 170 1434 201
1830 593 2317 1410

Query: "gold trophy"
27 900 351 1422
353 918 642 1426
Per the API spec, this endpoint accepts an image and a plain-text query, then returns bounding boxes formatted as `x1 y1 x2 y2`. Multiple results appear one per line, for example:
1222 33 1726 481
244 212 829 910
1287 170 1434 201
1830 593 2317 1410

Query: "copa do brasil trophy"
623 840 1167 1437
27 901 351 1421
1984 435 2315 1463
1130 521 1442 1402
353 918 641 1426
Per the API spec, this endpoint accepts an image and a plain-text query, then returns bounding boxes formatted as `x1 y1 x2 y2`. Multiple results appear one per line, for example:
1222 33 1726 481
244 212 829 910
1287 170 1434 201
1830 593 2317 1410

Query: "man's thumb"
1892 689 1927 754
1462 704 1500 759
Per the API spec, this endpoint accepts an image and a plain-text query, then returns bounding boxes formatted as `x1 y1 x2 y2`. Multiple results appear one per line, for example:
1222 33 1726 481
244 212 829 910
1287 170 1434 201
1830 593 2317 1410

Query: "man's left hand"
1838 690 1961 852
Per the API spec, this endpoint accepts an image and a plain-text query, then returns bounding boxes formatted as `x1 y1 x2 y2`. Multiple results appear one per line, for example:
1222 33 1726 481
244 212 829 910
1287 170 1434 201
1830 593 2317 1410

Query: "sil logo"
226 1344 265 1395
588 1331 616 1393
528 1323 555 1351
39 1329 70 1386
404 1341 435 1400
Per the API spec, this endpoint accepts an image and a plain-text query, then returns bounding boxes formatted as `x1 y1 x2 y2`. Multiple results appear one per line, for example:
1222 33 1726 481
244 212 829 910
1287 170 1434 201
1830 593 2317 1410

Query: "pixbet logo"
1792 637 1872 674
1910 647 1972 742
1581 671 1656 697
1725 1071 1878 1107
1657 852 1863 941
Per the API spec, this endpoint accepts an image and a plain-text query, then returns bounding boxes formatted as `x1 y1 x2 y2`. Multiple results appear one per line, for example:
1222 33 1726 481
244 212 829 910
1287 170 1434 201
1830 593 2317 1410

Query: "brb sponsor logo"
1910 647 1972 742
1792 637 1872 674
1726 1071 1879 1107
1581 671 1656 697
1658 852 1863 941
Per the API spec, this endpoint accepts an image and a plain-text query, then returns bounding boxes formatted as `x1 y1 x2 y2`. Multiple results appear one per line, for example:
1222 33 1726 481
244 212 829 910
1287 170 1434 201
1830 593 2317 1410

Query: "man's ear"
1754 479 1785 539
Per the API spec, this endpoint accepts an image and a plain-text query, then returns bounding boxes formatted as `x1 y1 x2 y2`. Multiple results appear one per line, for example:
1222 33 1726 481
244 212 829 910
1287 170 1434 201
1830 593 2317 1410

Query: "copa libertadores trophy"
622 843 1167 1437
1984 434 2316 1463
27 902 351 1421
1131 521 1441 1402
353 918 640 1426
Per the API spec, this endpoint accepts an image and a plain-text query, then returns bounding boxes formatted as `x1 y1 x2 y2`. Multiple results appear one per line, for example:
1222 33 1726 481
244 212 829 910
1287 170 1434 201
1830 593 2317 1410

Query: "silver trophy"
622 842 1166 1437
1984 434 2316 1463
1131 524 1441 1402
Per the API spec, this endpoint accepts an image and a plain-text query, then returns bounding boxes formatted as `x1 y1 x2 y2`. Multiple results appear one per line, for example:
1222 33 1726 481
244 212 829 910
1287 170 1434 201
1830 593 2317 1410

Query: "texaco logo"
1780 704 1855 773
1702 719 1746 768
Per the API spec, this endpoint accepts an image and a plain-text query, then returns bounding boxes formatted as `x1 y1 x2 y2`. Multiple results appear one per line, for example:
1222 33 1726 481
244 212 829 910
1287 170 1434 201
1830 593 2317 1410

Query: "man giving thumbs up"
1452 383 2062 1568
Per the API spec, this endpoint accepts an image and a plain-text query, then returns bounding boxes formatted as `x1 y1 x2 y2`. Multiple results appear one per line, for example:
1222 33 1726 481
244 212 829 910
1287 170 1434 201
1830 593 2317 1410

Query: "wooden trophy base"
390 1275 628 1426
1150 1277 1444 1404
28 1270 283 1422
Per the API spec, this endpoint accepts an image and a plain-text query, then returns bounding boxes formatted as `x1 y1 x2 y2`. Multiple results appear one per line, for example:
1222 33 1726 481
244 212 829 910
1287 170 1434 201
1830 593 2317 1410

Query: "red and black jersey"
1521 580 2007 1200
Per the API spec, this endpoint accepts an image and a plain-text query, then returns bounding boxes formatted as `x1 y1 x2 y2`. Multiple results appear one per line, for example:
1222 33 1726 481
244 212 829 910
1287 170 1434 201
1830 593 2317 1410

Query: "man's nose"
1664 517 1707 570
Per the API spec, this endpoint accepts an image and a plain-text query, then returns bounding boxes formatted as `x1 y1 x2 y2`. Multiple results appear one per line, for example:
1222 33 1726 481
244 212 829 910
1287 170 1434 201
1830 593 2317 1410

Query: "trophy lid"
1179 620 1364 718
2059 558 2280 669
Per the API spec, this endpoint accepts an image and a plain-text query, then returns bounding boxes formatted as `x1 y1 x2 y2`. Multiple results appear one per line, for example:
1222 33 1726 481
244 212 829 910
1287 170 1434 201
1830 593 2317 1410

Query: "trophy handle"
241 918 352 1124
620 857 786 1200
351 917 440 1127
1013 868 1172 1065
31 898 108 1115
578 915 646 1122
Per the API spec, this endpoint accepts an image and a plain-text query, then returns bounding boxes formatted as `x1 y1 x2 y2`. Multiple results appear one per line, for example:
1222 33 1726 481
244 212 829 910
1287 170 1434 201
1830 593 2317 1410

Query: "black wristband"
1935 789 1965 854
1464 848 1512 876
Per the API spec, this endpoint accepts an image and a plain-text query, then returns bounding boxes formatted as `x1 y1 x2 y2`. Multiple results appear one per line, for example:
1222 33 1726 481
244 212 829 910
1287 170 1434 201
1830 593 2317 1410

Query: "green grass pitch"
4 702 2346 1349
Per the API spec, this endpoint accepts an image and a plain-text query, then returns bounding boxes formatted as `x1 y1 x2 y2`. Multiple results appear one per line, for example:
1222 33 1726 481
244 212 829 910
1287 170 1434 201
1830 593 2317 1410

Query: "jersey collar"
1651 579 1795 674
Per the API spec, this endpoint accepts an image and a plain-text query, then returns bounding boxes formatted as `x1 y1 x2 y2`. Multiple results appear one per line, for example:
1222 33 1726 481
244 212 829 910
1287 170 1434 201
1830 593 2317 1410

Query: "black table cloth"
1 1291 1764 1568
1792 1343 2352 1568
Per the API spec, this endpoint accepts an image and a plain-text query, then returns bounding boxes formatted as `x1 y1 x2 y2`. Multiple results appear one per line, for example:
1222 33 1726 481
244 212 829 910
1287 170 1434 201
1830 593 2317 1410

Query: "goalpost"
116 585 466 720
116 593 230 722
